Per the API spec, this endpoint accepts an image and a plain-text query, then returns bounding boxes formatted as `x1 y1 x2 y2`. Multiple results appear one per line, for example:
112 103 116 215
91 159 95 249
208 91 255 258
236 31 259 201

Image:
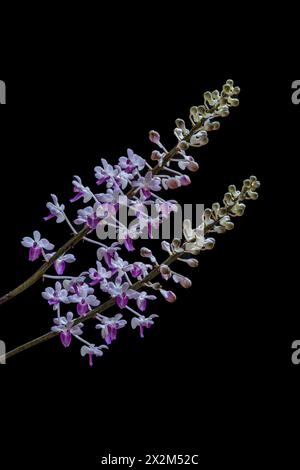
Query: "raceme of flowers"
0 80 260 366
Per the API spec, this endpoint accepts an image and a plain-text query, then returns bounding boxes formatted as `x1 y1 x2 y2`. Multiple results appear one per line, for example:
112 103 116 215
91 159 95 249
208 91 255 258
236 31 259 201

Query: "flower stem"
0 226 90 306
4 253 178 360
0 112 213 307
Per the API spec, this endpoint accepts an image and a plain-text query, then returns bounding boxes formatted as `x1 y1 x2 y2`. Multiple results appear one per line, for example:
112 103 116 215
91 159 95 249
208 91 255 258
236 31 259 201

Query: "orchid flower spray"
0 80 260 365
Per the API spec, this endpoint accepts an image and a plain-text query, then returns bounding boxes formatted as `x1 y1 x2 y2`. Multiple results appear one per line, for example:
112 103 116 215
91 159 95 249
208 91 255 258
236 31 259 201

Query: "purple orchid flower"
21 230 54 262
131 171 162 200
51 311 84 348
131 314 159 338
44 194 66 223
80 344 108 367
118 148 146 173
95 313 127 345
94 159 119 187
117 228 137 252
88 261 112 286
69 284 100 316
97 244 121 270
45 253 76 275
74 203 101 229
129 291 157 311
130 261 152 279
70 175 94 203
123 234 135 252
62 276 87 295
109 253 132 280
42 281 70 310
107 278 135 309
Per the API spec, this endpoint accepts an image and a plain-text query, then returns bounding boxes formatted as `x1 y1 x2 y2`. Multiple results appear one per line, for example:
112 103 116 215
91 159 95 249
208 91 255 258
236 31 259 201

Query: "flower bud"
161 241 172 254
151 150 163 161
186 161 199 172
185 258 199 268
228 97 239 107
203 238 215 250
160 264 172 280
175 118 186 129
180 276 192 288
140 247 153 258
249 191 259 200
190 106 200 123
177 140 190 151
166 177 181 189
149 130 161 144
160 289 177 303
179 175 191 186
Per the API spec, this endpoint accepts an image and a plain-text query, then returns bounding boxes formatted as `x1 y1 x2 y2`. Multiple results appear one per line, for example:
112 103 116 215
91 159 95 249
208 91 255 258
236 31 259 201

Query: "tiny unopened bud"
223 193 233 205
249 191 259 200
161 241 172 254
211 90 220 100
204 91 212 102
180 276 192 288
212 121 220 130
222 84 231 94
179 175 191 186
224 221 234 230
140 247 153 258
218 106 230 117
187 161 199 172
160 289 177 303
175 118 186 129
228 97 239 107
232 203 246 216
203 238 215 250
190 106 200 123
160 264 172 280
177 140 190 151
151 150 163 161
149 130 161 144
166 177 181 189
197 105 206 115
243 179 252 189
184 258 199 268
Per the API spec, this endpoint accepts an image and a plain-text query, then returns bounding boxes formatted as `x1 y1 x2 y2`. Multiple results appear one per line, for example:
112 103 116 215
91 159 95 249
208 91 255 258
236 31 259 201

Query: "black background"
0 17 298 468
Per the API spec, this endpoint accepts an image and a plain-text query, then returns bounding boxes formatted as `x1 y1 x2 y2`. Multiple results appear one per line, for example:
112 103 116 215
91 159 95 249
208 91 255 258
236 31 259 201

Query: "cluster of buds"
0 80 261 365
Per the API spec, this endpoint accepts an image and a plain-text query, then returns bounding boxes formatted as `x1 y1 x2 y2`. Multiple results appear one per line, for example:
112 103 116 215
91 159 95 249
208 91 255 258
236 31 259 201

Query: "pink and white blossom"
42 281 70 310
21 231 54 262
51 311 83 348
131 171 162 200
88 261 112 286
69 285 100 316
95 313 127 345
44 194 66 223
70 175 94 203
80 344 108 367
131 314 159 338
45 253 76 275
